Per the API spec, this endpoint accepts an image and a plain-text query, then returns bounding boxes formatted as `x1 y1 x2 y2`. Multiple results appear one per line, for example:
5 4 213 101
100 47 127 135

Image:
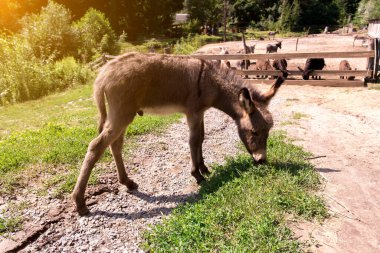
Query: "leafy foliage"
20 1 78 60
355 0 380 24
184 0 223 26
0 0 47 32
0 33 93 105
74 8 120 62
173 34 221 55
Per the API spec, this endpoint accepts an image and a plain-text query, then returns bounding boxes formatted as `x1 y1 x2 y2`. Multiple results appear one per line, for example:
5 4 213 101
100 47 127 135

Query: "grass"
0 83 181 196
143 132 328 252
0 201 27 236
368 83 380 90
292 112 309 120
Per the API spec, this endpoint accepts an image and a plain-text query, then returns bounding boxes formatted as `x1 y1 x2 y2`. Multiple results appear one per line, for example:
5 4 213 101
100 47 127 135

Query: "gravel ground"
10 109 241 253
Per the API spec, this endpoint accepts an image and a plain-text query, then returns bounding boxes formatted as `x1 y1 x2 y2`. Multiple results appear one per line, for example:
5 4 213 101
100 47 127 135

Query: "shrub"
0 34 93 105
20 1 78 60
0 34 53 105
74 8 120 62
355 0 380 25
182 19 202 36
53 57 94 91
173 34 220 55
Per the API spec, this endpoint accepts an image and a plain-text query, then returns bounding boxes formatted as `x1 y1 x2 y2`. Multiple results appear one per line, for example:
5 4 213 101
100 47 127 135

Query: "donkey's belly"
141 104 186 115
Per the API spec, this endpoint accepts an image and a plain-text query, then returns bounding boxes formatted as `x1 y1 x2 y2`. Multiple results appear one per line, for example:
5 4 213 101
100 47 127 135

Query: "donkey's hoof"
195 176 205 185
192 173 205 185
199 164 211 175
76 205 90 216
125 180 138 191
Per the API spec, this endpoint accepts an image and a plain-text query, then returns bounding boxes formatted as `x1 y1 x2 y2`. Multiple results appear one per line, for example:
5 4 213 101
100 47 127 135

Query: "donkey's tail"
94 82 107 134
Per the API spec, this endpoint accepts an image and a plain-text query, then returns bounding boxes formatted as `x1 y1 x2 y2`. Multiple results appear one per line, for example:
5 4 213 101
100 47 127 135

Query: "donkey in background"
266 41 282 53
72 53 287 215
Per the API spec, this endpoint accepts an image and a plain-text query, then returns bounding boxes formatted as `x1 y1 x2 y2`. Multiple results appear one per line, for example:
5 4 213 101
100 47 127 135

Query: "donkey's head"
236 75 286 163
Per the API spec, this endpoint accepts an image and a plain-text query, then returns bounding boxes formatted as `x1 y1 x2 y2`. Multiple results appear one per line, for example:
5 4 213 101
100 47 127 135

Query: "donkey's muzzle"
253 150 267 164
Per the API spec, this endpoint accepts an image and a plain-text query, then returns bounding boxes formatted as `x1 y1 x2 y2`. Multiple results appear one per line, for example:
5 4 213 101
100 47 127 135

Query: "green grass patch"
143 132 327 252
292 112 309 120
0 201 27 235
0 216 23 236
0 84 182 195
280 120 299 126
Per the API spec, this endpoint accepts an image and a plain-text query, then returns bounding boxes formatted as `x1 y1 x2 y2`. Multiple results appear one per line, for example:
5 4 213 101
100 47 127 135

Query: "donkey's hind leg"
72 123 125 215
110 130 138 191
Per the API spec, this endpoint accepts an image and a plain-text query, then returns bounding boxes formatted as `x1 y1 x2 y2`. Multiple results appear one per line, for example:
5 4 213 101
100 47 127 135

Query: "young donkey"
72 53 287 215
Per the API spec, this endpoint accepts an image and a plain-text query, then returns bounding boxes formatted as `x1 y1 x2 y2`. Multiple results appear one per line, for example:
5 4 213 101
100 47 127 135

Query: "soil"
1 34 379 252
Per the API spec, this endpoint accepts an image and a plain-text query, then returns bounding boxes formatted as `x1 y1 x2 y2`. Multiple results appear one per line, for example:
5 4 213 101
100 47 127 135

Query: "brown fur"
266 41 282 53
339 60 355 80
72 52 286 215
255 59 273 78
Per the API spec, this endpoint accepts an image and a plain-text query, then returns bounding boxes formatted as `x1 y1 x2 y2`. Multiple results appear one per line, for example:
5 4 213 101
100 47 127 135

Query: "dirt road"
270 84 380 253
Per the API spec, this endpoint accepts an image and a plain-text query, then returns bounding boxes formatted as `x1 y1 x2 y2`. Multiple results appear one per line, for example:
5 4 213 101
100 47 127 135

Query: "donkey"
268 31 277 40
266 41 282 53
297 58 325 80
272 59 288 79
255 59 273 79
339 60 355 80
353 34 368 47
72 53 287 215
217 47 231 68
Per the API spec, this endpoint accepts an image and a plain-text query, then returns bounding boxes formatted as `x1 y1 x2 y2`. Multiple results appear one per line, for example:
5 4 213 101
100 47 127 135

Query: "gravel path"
15 109 240 253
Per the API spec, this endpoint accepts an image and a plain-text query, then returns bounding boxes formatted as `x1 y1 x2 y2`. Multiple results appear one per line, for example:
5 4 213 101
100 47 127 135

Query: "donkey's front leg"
186 112 209 184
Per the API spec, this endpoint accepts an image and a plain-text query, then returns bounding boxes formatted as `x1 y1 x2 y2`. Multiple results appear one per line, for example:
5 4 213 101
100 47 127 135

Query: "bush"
182 19 202 36
53 57 94 91
173 34 220 55
0 34 52 105
20 1 78 60
355 0 380 25
0 34 93 105
74 8 120 62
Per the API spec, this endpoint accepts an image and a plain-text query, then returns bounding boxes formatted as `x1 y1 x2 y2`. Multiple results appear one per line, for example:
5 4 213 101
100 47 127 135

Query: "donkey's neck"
211 82 243 120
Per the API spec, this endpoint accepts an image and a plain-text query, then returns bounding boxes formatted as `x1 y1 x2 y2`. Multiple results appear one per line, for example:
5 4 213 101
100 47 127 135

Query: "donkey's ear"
238 88 255 114
262 75 286 102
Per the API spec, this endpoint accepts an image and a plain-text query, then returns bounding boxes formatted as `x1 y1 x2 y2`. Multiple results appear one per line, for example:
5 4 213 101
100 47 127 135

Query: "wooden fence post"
296 38 299 51
374 38 380 82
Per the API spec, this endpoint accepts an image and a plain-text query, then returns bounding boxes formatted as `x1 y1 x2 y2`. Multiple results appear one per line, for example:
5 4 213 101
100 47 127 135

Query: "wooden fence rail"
235 69 372 76
192 51 375 60
89 54 117 70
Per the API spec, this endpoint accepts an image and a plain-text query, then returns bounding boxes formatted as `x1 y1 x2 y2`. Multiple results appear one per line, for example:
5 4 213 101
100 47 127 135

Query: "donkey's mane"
208 60 269 106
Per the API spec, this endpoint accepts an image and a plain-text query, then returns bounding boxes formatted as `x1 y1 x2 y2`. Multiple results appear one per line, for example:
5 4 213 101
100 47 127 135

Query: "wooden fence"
90 41 380 87
89 54 117 70
192 49 379 87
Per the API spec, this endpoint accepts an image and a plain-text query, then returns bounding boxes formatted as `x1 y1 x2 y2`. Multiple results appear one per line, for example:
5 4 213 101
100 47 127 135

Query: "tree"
20 1 78 60
355 0 380 24
278 0 301 31
57 0 183 38
229 0 279 29
185 0 224 26
334 0 361 24
0 0 48 32
74 8 119 61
